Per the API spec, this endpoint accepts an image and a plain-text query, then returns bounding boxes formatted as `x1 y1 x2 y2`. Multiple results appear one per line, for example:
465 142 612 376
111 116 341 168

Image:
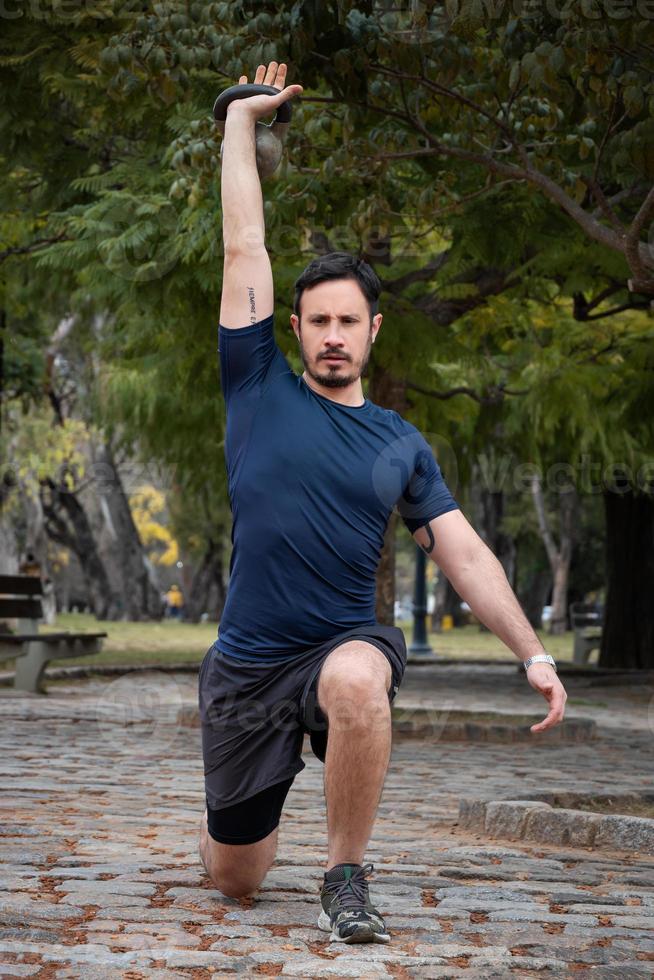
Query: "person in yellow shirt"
165 584 184 620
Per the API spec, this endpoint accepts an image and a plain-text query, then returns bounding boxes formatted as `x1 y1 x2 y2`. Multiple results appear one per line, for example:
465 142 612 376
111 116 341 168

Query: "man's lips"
323 355 346 361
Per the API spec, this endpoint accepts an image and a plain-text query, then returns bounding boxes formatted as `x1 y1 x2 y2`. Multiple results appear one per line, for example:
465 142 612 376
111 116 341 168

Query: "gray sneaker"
318 862 390 944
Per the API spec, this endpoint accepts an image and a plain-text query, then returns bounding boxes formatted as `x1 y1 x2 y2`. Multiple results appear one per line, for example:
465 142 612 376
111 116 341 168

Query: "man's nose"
323 323 346 345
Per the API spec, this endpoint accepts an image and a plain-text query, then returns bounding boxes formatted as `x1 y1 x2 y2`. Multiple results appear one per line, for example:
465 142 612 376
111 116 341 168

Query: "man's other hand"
525 664 568 733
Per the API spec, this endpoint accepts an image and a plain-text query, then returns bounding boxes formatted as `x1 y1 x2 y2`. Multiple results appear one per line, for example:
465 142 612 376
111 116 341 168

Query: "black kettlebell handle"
213 83 293 124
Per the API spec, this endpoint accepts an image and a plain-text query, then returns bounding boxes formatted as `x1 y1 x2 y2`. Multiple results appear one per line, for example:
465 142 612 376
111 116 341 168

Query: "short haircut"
293 252 381 320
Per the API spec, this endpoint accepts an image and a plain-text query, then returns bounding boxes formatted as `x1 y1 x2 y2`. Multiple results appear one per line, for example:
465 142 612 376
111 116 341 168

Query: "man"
198 61 568 945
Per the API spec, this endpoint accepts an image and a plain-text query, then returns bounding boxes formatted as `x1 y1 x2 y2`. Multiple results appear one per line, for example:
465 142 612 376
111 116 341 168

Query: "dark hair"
293 252 381 321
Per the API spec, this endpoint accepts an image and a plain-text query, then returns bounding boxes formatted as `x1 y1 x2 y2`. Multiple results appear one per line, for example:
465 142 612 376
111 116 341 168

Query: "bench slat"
0 598 43 618
0 575 42 596
0 632 107 643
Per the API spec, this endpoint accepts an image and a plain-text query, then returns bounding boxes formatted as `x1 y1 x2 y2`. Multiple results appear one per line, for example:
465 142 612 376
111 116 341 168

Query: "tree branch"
626 184 654 277
0 233 67 264
530 473 559 570
406 380 528 406
381 251 450 293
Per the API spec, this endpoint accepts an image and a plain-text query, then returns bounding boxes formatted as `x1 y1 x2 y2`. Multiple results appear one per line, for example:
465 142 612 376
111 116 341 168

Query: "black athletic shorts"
198 623 407 845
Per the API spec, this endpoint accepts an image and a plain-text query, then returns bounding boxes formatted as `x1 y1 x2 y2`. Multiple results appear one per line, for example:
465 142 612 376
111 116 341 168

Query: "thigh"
199 646 306 810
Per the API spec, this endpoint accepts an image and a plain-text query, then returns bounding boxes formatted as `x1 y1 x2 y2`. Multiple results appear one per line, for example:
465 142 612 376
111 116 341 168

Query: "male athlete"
198 61 567 945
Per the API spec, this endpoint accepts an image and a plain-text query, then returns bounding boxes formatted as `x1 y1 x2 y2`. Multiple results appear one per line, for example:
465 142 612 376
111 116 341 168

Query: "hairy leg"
316 641 393 868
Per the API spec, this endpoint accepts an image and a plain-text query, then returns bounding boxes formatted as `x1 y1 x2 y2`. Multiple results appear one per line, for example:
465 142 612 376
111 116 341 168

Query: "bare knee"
318 643 392 730
199 809 277 898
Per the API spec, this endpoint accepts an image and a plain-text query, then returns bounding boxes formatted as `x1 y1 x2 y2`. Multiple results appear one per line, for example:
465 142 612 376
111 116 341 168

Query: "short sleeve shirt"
217 314 459 661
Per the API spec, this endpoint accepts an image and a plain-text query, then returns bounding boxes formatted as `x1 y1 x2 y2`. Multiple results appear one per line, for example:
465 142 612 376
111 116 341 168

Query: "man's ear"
372 312 383 342
290 313 299 339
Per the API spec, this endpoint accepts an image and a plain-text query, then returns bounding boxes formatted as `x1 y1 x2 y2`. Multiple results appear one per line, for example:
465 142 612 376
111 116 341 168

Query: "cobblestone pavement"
1 666 653 978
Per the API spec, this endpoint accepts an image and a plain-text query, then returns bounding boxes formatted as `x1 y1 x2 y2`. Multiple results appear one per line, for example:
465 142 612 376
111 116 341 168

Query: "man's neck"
301 372 365 408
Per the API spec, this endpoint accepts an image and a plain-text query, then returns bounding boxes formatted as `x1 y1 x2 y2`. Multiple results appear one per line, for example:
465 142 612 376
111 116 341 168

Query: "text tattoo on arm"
417 522 435 556
247 286 256 323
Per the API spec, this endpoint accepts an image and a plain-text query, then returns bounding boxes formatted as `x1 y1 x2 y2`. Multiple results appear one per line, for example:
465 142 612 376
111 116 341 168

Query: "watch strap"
523 653 557 672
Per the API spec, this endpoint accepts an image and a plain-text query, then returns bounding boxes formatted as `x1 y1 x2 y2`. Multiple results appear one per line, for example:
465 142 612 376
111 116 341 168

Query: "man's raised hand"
228 61 303 122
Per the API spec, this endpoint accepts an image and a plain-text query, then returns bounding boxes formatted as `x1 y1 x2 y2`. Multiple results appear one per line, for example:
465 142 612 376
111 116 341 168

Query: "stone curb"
175 702 597 744
390 706 597 743
457 794 654 855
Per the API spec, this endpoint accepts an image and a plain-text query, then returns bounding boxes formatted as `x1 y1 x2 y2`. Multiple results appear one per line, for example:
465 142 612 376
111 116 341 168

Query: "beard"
299 325 373 389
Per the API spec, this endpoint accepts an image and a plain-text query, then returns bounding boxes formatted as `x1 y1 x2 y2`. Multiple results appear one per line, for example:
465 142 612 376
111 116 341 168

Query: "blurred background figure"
165 584 184 620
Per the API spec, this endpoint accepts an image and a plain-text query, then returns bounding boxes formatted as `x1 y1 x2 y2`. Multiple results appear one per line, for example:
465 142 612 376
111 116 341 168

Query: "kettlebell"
213 83 293 179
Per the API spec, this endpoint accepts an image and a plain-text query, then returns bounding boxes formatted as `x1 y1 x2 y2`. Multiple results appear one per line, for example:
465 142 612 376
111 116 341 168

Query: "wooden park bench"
0 575 106 694
569 601 603 666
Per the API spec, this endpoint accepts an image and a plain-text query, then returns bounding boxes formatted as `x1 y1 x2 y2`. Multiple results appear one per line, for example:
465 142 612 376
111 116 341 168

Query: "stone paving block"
161 948 256 970
96 905 213 923
53 971 191 980
279 954 395 977
0 926 61 943
484 800 552 840
0 967 42 977
40 944 155 968
527 806 605 848
53 878 157 896
56 891 150 907
595 815 654 855
201 923 274 938
0 896 86 924
225 903 321 926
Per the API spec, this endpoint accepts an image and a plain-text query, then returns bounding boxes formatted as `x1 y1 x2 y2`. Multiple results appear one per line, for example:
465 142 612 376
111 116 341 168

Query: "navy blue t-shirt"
216 314 459 661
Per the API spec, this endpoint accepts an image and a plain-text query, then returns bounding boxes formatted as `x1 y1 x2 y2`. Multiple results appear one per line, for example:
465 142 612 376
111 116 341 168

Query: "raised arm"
219 61 302 329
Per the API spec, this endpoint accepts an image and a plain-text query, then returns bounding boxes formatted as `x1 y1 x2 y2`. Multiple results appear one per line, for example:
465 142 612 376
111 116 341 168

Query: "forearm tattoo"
417 522 435 556
247 286 256 323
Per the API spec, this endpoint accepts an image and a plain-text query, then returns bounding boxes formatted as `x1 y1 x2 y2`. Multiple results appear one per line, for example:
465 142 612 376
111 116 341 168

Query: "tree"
3 1 653 663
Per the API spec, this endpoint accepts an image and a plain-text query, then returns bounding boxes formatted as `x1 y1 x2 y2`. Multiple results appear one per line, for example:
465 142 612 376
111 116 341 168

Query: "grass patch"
34 613 216 668
554 798 654 819
398 622 579 664
0 614 581 671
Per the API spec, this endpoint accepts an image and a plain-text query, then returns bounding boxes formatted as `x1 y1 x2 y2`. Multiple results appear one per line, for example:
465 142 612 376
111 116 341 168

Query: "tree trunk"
0 470 19 575
368 357 410 626
471 478 517 588
375 511 398 626
432 571 465 630
600 488 654 669
93 442 162 620
40 477 120 619
184 536 227 623
517 563 551 630
530 476 577 636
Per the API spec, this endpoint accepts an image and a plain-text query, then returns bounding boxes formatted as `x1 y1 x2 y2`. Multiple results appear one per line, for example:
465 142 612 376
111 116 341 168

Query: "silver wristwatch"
523 653 557 672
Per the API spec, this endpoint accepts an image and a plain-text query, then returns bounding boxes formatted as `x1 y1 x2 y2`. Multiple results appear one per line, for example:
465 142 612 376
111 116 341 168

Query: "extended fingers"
531 692 566 733
240 62 290 90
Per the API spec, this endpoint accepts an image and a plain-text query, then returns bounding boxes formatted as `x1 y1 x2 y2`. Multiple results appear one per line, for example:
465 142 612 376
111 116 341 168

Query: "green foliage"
1 0 652 537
